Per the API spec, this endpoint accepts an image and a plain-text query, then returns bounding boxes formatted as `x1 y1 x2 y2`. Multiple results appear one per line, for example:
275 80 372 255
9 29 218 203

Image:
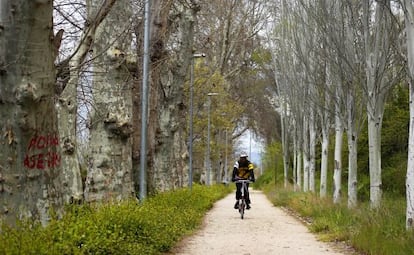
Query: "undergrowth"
0 184 232 255
263 185 414 255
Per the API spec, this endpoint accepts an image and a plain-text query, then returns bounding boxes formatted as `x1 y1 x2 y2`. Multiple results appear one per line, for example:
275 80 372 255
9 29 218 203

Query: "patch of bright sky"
236 129 264 166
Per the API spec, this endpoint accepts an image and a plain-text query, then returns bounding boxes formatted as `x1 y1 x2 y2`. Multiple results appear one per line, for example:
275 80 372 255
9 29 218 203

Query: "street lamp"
189 53 206 190
207 92 219 186
224 128 228 183
139 0 151 201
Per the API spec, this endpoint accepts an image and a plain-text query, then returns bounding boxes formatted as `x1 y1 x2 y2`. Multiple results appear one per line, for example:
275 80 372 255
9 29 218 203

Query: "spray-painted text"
24 134 61 169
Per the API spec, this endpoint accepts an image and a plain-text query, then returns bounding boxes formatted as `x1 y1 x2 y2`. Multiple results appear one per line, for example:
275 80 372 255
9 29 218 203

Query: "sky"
236 129 264 166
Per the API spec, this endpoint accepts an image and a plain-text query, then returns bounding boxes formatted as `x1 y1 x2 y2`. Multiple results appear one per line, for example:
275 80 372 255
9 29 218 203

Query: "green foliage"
253 142 284 189
262 183 414 255
0 185 232 255
186 64 244 170
382 86 409 156
319 84 409 202
254 71 411 255
351 197 414 255
251 48 272 65
382 153 407 196
353 84 409 201
254 167 275 189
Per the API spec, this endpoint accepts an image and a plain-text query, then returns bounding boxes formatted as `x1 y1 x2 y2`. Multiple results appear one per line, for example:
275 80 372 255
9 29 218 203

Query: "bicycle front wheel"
239 199 245 219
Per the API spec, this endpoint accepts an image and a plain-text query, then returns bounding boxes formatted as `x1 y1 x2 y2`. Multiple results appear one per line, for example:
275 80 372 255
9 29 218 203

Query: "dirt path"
170 189 354 255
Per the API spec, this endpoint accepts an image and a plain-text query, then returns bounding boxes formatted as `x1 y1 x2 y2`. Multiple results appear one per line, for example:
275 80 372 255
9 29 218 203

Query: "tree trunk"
292 134 297 190
56 0 117 204
403 0 414 230
347 92 358 207
320 126 329 198
320 63 332 198
363 0 392 209
0 0 63 225
367 113 383 208
274 75 290 188
273 76 290 188
56 73 84 203
143 1 198 193
333 87 344 204
282 115 290 188
294 122 303 191
309 108 316 192
408 79 414 229
302 114 310 192
85 0 135 202
274 0 290 189
296 142 302 191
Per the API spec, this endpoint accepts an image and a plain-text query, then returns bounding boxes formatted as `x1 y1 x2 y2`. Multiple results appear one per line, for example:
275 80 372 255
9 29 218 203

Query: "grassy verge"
0 184 232 255
262 185 414 255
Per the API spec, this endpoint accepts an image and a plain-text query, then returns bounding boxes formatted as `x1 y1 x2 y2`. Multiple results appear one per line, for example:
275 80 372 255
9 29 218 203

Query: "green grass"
0 184 232 255
262 184 414 255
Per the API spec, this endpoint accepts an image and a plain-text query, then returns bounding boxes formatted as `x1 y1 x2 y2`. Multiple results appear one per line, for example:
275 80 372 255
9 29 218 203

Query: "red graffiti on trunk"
27 134 59 150
24 134 61 169
24 152 61 169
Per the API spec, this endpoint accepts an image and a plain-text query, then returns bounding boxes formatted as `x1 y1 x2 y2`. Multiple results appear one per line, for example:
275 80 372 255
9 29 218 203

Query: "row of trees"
0 0 276 226
267 0 414 229
9 0 414 233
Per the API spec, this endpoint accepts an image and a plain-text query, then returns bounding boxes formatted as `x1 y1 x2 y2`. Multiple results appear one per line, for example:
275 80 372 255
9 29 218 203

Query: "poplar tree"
401 0 414 230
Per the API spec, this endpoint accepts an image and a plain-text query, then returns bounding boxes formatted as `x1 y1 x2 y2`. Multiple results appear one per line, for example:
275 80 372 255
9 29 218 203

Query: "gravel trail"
170 189 354 255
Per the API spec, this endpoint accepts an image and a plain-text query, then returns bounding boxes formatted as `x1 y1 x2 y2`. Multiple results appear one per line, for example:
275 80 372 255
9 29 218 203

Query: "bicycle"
235 179 252 219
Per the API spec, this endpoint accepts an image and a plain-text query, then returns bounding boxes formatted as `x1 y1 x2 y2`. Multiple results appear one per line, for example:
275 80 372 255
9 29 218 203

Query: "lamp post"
224 128 228 183
249 130 252 158
189 53 206 190
139 0 151 201
207 92 219 186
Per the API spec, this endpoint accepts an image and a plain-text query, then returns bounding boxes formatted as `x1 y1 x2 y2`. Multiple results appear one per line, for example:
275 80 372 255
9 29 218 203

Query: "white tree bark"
277 0 291 189
319 64 331 198
320 112 330 197
294 119 303 191
339 0 364 209
402 0 414 230
143 0 198 192
85 0 135 202
363 0 393 208
296 138 302 191
333 94 343 204
55 0 117 204
56 72 84 203
302 114 310 192
280 114 290 188
367 116 383 207
293 134 298 190
347 92 358 208
0 0 63 225
309 108 316 192
272 72 290 188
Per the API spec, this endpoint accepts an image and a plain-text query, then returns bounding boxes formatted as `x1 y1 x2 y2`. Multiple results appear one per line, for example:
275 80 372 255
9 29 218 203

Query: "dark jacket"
232 159 255 182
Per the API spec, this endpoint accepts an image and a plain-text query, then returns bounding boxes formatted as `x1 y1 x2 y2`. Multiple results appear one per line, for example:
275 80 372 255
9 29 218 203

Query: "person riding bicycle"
232 152 255 210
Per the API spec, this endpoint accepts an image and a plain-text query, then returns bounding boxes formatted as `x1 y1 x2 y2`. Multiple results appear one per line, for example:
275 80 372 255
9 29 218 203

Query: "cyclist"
231 152 255 210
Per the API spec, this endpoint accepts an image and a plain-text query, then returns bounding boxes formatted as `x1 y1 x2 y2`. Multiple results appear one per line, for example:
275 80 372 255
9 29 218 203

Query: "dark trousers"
235 182 250 204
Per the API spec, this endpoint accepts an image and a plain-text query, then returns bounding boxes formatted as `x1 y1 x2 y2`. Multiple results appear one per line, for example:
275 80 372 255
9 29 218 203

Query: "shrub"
0 184 232 255
263 184 414 255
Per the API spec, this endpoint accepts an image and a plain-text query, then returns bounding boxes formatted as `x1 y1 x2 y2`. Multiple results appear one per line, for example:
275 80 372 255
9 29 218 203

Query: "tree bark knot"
408 218 413 227
63 138 75 155
17 82 39 103
104 113 133 139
